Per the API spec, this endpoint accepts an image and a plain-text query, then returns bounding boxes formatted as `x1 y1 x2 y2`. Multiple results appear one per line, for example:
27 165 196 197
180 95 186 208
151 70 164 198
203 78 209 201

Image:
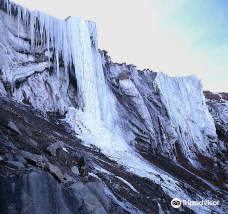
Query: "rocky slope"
0 95 195 214
0 1 227 213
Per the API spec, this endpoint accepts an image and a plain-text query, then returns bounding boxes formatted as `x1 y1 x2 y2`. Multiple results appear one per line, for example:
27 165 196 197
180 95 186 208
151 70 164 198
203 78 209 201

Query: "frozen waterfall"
3 0 114 131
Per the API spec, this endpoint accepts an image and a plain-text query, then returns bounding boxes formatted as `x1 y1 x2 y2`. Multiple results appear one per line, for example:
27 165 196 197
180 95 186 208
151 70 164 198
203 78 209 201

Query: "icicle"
45 14 50 68
30 11 35 49
38 12 45 47
5 0 9 14
56 47 59 80
17 6 21 42
8 1 11 16
22 7 27 24
3 0 7 9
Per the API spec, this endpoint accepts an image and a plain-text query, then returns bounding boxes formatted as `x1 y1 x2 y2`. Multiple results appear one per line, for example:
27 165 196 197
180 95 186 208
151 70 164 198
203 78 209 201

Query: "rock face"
0 1 228 214
204 91 228 152
0 169 109 214
0 169 80 214
0 97 127 214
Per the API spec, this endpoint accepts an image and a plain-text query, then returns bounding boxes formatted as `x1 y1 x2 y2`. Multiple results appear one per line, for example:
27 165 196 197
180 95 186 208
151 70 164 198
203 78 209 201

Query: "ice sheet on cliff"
0 1 224 213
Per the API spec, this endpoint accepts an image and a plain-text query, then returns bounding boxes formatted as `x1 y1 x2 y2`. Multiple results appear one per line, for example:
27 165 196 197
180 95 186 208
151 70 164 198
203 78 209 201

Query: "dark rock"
85 182 111 212
21 151 48 167
62 174 76 184
119 70 131 80
0 169 83 214
4 153 13 161
5 161 25 170
44 162 63 182
71 151 84 163
80 166 87 176
28 138 38 147
15 155 27 165
7 121 22 136
70 183 107 214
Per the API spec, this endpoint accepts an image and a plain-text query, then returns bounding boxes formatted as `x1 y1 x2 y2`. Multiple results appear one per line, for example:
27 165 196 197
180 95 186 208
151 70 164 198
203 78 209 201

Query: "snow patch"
116 176 139 193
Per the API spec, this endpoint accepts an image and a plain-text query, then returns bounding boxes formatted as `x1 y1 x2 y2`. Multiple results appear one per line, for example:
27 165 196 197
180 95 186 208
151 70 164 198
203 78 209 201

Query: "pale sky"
13 0 228 92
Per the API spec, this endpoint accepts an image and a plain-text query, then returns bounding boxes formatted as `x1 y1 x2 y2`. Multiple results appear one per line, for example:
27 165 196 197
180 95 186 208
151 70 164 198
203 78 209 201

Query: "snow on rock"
65 108 220 214
104 186 144 214
119 78 156 141
116 176 139 193
204 91 228 154
204 91 228 136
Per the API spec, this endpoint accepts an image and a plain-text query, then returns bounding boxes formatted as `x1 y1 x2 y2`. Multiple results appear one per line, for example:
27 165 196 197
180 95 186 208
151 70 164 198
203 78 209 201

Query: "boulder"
5 161 25 170
21 151 48 167
62 174 76 184
80 166 87 176
119 70 131 80
71 166 79 175
70 151 84 164
46 141 64 156
7 121 22 136
28 138 38 147
0 169 82 214
85 182 111 212
15 155 27 165
44 162 63 182
70 183 107 214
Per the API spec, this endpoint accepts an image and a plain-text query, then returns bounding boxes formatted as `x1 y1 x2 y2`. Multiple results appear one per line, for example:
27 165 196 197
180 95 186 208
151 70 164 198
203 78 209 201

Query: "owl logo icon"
171 198 182 208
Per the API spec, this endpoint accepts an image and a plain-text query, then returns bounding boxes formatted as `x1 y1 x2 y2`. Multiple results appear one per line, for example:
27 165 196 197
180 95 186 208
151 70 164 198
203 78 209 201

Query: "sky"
13 0 228 92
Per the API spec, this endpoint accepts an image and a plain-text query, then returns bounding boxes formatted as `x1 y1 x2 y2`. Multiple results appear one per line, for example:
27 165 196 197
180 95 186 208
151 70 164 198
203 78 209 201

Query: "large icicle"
66 17 101 119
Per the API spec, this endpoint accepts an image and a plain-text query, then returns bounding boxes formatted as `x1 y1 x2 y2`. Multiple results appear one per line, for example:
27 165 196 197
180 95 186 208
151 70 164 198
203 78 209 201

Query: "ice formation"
1 0 114 130
0 1 225 213
153 73 217 162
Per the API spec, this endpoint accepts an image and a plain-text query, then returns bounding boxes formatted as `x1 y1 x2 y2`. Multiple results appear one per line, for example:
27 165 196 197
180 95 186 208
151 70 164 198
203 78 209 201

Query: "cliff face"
204 91 228 156
0 1 227 214
101 51 218 163
0 0 218 164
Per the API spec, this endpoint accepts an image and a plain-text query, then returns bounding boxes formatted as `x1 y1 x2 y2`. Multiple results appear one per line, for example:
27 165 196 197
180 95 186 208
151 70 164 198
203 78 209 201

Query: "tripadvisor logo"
171 198 182 208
